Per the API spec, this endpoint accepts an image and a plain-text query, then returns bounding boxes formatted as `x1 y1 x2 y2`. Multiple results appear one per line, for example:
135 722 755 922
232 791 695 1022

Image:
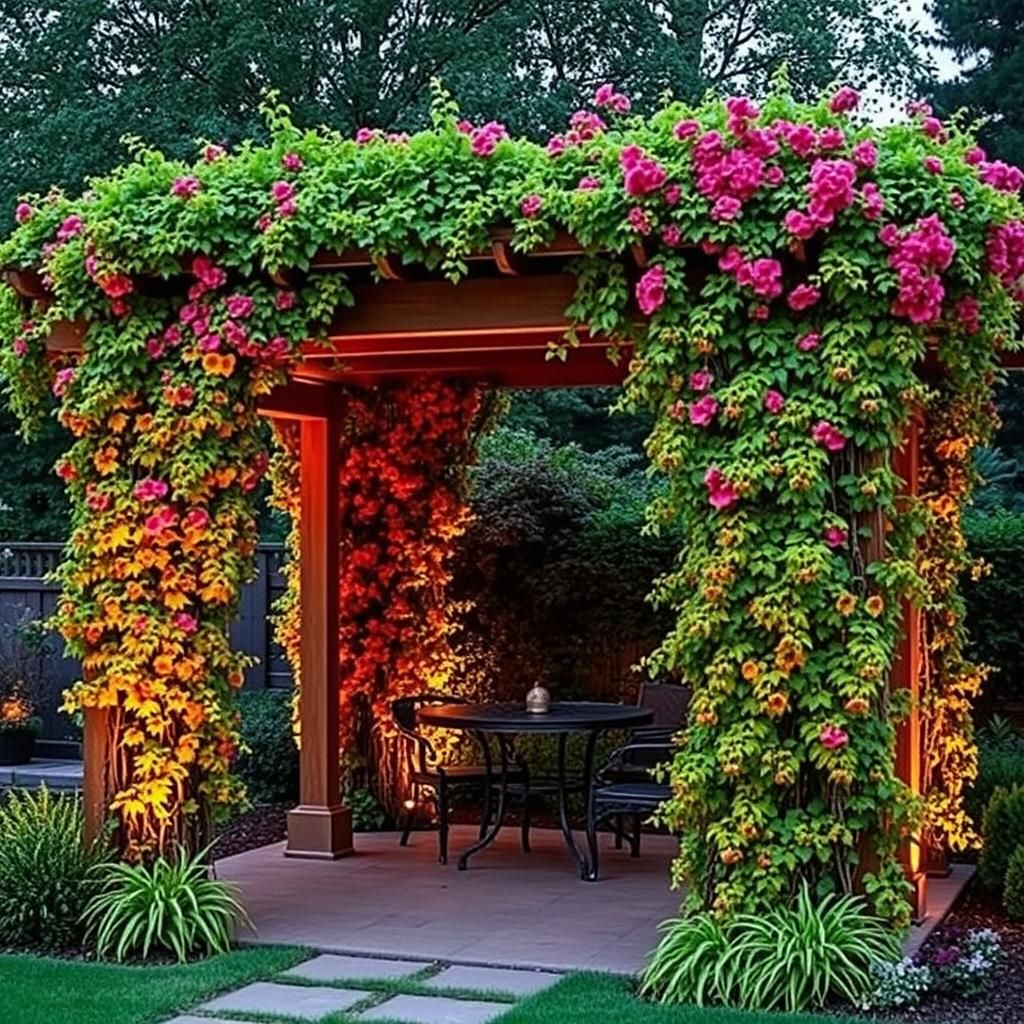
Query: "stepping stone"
198 981 370 1019
359 994 510 1024
284 953 427 982
424 964 561 998
164 1018 241 1024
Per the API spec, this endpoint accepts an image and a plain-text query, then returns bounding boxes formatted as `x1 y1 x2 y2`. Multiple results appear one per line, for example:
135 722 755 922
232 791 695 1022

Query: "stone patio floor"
217 824 680 974
168 953 561 1023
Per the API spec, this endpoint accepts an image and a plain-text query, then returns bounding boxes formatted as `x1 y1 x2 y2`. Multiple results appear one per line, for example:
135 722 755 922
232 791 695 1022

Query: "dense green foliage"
234 689 298 806
1004 843 1024 920
641 888 899 1012
964 717 1024 823
0 0 925 226
0 787 110 951
978 785 1024 889
0 946 309 1024
931 0 1024 169
83 847 251 962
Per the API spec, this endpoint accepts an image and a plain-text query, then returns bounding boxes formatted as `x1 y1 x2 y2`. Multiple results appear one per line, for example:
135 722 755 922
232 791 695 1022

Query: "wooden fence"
0 542 292 741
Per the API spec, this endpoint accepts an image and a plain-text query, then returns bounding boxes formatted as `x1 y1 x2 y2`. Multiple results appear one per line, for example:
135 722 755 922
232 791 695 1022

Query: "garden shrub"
0 786 110 951
1005 845 1024 921
234 689 298 806
965 726 1024 826
641 885 900 1012
864 959 933 1010
963 510 1024 710
83 846 250 962
978 785 1024 889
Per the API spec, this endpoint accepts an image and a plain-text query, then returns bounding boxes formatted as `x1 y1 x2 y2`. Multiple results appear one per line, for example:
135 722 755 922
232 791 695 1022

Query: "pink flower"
668 401 685 420
820 724 849 750
455 120 473 135
878 223 901 248
52 367 76 397
275 290 296 311
718 246 744 274
225 295 254 319
965 146 986 166
191 256 226 290
705 466 739 511
594 83 630 112
980 160 1024 193
924 156 944 175
98 272 133 298
661 224 682 247
797 331 821 351
14 202 33 224
355 127 377 144
636 265 666 315
807 159 858 224
922 116 944 139
788 283 821 311
146 337 165 359
852 140 877 169
471 121 508 157
567 110 606 143
621 147 667 196
784 209 817 240
783 123 817 157
763 389 785 414
199 333 221 352
955 295 981 334
674 119 700 140
689 394 720 426
57 215 83 242
737 257 783 299
173 612 198 634
711 195 742 221
182 508 210 532
950 190 965 210
824 525 848 548
818 126 845 150
171 176 201 199
906 100 933 117
144 506 177 536
829 86 860 113
134 478 169 502
278 198 297 218
861 183 885 221
11 337 27 357
811 420 847 452
272 180 295 203
202 144 226 162
689 369 713 392
594 82 615 105
282 152 304 172
765 165 784 186
578 176 602 191
547 134 566 157
627 207 652 234
663 183 682 205
520 193 543 219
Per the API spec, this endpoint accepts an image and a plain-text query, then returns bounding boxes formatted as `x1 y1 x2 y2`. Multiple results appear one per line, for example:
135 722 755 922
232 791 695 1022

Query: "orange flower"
865 595 885 618
153 654 175 676
202 352 237 377
765 692 789 717
93 446 119 474
844 696 870 715
695 709 718 727
741 660 760 681
835 592 857 616
720 848 743 865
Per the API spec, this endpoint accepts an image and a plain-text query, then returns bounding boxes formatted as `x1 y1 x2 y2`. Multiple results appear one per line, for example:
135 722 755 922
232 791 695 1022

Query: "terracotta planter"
0 728 35 766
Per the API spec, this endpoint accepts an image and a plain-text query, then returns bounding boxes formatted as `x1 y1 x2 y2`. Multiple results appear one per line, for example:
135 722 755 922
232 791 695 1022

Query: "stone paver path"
198 980 371 1019
0 757 82 791
168 951 563 1024
359 994 509 1023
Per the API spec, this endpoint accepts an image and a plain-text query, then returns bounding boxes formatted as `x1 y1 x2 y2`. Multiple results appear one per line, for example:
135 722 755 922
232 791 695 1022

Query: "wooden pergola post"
892 419 927 920
82 705 112 846
283 410 353 858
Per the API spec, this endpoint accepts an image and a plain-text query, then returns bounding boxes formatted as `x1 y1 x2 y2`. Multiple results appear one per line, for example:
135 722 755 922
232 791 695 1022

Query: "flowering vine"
0 82 1020 925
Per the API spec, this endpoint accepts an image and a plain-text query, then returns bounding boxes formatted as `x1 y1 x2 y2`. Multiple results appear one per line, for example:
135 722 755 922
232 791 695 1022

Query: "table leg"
557 730 599 878
457 732 509 870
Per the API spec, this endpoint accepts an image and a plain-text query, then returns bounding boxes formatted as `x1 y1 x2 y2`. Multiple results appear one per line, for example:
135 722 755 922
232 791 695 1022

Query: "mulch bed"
213 803 289 860
894 882 1024 1024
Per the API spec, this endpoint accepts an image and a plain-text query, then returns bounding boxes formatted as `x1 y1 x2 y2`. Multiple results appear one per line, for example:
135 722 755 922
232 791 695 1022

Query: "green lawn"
0 946 310 1024
1 950 863 1024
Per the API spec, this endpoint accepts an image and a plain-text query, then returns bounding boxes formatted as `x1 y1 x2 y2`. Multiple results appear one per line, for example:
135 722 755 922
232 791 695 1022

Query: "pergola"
13 230 1012 922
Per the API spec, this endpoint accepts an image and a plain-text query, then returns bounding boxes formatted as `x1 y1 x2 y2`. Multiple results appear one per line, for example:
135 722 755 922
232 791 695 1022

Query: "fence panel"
0 542 293 740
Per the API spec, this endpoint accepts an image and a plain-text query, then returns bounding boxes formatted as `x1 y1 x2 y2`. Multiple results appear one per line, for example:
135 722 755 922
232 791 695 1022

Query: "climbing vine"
0 82 1021 923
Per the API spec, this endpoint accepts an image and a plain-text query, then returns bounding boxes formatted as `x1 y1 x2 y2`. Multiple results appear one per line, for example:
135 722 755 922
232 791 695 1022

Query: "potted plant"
0 688 41 765
0 611 48 766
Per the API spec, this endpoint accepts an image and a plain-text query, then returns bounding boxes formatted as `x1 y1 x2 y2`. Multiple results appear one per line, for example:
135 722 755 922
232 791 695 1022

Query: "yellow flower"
865 595 885 618
836 592 857 616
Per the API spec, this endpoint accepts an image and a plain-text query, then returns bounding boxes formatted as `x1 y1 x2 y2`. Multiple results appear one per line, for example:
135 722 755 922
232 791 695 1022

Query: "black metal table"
417 701 653 878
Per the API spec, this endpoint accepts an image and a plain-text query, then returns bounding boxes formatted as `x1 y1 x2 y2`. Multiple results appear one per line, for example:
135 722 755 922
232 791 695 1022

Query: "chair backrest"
638 681 691 729
391 693 468 775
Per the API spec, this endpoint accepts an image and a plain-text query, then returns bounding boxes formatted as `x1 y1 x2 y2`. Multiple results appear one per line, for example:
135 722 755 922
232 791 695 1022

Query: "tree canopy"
0 0 926 221
930 0 1024 167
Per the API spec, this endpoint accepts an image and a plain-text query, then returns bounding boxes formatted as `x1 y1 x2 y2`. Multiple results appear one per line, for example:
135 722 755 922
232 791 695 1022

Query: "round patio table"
417 700 653 878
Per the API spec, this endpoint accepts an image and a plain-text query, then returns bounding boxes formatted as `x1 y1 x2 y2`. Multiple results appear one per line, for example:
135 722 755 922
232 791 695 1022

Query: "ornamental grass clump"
641 884 900 1012
82 846 251 962
0 786 111 951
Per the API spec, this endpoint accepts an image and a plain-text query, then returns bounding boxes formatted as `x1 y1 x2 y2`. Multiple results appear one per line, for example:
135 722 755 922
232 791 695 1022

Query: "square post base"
285 804 354 859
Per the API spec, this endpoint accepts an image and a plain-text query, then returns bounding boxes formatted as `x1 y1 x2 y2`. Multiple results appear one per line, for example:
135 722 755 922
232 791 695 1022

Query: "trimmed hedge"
234 690 298 806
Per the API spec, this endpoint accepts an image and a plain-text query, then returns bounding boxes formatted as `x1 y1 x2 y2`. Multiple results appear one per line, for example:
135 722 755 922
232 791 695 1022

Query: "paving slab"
198 980 370 1019
359 994 510 1024
423 964 561 997
164 1018 244 1024
283 953 429 982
